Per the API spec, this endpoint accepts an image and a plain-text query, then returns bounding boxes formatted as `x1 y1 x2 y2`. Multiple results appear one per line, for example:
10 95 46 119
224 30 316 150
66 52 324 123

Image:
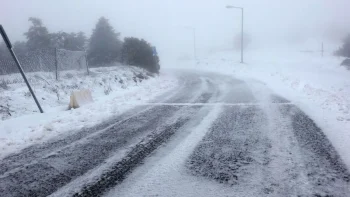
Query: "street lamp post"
226 5 244 63
184 26 197 60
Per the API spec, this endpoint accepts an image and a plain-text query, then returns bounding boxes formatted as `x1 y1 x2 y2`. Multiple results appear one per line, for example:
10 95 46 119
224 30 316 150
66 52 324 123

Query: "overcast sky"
1 0 350 58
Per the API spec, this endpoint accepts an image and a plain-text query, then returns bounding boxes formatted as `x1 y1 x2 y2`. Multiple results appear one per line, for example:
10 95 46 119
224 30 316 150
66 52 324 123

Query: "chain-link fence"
56 48 89 79
0 48 88 82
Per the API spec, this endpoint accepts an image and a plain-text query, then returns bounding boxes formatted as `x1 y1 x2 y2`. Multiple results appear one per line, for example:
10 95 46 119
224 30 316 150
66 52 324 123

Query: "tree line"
0 17 160 73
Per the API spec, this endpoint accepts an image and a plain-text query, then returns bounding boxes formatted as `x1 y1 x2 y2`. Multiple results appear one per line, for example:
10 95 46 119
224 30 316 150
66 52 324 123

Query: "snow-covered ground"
1 47 349 173
171 48 350 169
0 65 178 159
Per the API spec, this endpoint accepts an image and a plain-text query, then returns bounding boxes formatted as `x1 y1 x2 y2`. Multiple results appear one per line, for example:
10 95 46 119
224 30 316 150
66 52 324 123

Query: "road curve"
0 71 219 197
104 72 350 197
0 70 349 197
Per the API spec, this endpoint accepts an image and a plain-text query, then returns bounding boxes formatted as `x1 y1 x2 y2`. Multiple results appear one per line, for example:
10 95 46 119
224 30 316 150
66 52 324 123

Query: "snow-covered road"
103 71 350 197
0 70 349 197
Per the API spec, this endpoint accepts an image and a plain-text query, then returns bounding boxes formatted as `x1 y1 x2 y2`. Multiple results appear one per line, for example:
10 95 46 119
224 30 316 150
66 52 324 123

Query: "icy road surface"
0 71 349 197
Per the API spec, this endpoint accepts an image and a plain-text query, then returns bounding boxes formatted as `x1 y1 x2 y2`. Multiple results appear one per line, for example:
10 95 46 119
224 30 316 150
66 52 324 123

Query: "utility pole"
0 25 44 113
226 5 244 63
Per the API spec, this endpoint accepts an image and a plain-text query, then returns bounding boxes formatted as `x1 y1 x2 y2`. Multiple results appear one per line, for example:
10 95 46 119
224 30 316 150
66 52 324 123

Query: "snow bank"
176 49 350 169
0 65 178 158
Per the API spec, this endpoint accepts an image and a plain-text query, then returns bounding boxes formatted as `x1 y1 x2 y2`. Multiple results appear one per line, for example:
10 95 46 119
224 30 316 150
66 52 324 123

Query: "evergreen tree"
49 32 66 48
24 17 51 50
71 32 87 50
88 17 121 66
122 37 160 73
50 31 87 51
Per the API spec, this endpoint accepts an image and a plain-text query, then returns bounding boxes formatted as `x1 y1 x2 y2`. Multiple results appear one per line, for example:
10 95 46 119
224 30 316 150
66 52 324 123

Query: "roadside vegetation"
0 16 160 74
335 34 350 68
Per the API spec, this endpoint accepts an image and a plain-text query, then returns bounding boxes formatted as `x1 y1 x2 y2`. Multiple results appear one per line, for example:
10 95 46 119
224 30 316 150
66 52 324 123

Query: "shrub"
64 73 74 79
0 80 9 90
104 85 112 95
24 91 32 97
335 34 350 58
121 37 160 73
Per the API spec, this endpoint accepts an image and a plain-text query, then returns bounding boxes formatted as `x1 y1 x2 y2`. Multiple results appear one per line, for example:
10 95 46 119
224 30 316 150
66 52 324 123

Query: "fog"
1 0 350 59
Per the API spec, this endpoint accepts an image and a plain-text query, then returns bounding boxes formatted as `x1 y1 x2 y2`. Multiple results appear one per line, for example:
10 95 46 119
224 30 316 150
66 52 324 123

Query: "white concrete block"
69 89 93 109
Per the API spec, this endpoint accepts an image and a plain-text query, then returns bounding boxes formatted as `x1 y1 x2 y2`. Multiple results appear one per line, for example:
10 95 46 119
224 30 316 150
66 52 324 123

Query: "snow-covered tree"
50 31 87 51
24 17 51 50
88 17 122 66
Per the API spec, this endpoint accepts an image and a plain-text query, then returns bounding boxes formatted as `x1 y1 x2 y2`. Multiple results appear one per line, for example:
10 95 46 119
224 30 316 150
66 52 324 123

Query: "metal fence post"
0 25 44 113
85 52 89 75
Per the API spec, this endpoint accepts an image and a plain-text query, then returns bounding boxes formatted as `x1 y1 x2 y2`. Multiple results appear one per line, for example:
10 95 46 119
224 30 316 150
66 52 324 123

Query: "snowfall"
1 46 350 173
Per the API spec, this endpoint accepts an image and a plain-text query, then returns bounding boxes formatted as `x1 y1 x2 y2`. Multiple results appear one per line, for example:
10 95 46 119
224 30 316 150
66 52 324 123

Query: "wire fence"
0 48 88 82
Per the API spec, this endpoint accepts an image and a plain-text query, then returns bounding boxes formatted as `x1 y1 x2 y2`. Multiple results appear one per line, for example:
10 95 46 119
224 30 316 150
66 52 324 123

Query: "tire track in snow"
258 103 312 196
104 105 223 197
0 72 221 197
288 105 350 196
109 92 350 196
186 106 269 196
261 104 350 196
0 73 204 176
185 103 350 196
0 105 184 197
64 76 222 196
0 73 208 176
